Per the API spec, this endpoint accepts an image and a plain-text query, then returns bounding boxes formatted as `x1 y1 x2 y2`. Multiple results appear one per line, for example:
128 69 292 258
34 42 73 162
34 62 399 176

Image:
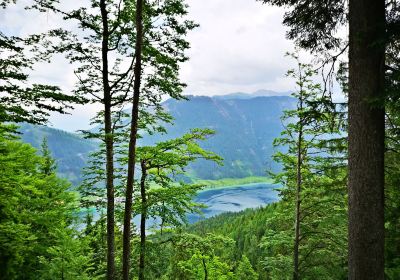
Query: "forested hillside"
19 123 98 185
20 94 295 184
142 95 296 179
1 0 399 279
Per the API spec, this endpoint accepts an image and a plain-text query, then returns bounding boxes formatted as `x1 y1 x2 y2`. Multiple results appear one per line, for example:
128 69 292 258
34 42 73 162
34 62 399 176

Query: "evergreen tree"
257 1 399 277
261 55 347 279
235 256 259 280
0 128 91 280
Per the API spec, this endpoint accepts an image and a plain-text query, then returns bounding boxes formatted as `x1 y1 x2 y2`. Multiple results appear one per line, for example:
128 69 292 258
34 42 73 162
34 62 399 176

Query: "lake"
83 183 280 229
188 183 280 223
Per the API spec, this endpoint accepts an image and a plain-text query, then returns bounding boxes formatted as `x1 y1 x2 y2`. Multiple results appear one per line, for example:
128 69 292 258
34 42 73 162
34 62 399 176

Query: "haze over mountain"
19 92 296 185
212 89 291 100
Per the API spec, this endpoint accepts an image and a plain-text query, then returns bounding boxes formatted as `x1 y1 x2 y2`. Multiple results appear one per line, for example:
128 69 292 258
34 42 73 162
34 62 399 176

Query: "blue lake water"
83 183 279 230
188 183 280 223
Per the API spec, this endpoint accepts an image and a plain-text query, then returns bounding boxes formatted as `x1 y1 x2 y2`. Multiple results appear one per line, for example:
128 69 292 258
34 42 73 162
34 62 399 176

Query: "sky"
1 0 301 132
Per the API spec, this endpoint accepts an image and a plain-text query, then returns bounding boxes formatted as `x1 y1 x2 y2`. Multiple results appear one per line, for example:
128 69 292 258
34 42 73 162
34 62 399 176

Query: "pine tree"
235 256 259 280
0 129 91 280
257 1 399 277
261 55 347 279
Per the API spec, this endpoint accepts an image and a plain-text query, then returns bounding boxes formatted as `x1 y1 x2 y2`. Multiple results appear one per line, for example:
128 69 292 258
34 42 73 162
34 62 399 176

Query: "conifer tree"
262 55 347 279
0 130 91 280
257 1 399 276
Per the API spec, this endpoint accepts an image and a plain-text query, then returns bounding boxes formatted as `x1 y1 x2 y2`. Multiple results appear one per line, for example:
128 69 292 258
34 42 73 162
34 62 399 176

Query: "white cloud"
1 0 305 131
181 0 296 95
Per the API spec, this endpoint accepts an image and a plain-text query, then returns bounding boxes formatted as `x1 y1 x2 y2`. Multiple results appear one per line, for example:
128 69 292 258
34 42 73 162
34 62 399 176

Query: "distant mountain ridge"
19 92 296 185
211 89 292 100
19 123 98 185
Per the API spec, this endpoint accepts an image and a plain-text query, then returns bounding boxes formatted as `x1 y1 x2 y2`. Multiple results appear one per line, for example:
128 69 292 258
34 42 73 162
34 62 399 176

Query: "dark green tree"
257 0 400 277
0 128 91 280
235 255 259 280
261 56 347 279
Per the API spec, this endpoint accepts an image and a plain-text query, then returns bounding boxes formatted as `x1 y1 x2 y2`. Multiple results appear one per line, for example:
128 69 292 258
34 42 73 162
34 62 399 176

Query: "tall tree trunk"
122 0 144 278
138 161 147 280
348 0 386 278
202 256 208 280
293 94 303 280
100 1 115 279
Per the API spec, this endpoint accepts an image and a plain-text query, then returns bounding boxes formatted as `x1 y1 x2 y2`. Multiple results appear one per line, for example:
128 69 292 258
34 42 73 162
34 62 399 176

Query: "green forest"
0 0 399 279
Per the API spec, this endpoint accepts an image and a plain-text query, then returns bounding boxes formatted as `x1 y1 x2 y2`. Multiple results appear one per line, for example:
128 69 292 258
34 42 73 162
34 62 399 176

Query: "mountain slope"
18 123 98 185
141 95 295 179
19 94 296 184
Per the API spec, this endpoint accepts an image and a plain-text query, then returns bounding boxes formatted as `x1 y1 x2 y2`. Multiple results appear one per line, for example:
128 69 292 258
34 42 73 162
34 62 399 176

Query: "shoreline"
194 176 275 192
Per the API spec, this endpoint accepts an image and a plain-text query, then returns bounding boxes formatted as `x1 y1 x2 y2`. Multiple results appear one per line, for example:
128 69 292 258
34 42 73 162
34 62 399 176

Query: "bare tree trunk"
139 161 147 280
293 94 303 280
122 0 144 278
348 0 386 278
100 1 115 279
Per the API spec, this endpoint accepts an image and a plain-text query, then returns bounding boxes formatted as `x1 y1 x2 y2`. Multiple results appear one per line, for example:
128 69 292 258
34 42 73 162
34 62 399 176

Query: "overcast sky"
1 0 300 132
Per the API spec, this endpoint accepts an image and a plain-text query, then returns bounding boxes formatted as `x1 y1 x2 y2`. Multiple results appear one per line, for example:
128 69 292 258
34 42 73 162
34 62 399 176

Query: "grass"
193 176 274 190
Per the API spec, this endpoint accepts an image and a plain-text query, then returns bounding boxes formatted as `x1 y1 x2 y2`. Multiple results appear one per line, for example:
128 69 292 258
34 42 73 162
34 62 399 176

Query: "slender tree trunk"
122 0 144 278
202 256 208 280
139 161 147 280
348 0 386 278
100 1 115 279
293 95 303 280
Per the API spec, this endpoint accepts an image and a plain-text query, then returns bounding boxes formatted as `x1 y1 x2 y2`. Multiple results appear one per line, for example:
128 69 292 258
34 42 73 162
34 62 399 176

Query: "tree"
163 233 235 280
258 0 399 277
27 1 139 277
0 128 91 280
122 0 144 277
38 227 93 280
121 1 198 278
235 256 259 280
29 1 196 278
261 56 347 279
0 2 82 127
132 129 222 280
348 1 386 278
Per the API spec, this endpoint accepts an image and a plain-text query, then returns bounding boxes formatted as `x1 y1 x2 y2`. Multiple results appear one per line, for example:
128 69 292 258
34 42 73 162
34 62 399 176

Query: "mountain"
18 123 98 185
19 93 296 184
212 89 292 100
142 95 295 179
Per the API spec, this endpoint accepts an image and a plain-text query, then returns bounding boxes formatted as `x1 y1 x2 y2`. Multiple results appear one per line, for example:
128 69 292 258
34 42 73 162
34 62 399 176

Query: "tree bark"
138 161 147 280
122 0 144 278
348 0 386 279
293 90 303 280
100 1 115 279
202 256 208 280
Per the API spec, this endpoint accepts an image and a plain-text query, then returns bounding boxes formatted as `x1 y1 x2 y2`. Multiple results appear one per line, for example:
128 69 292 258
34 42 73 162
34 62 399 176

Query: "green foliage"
161 233 236 280
0 127 92 280
261 55 348 279
235 256 259 280
189 205 279 279
38 227 93 280
0 1 82 125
